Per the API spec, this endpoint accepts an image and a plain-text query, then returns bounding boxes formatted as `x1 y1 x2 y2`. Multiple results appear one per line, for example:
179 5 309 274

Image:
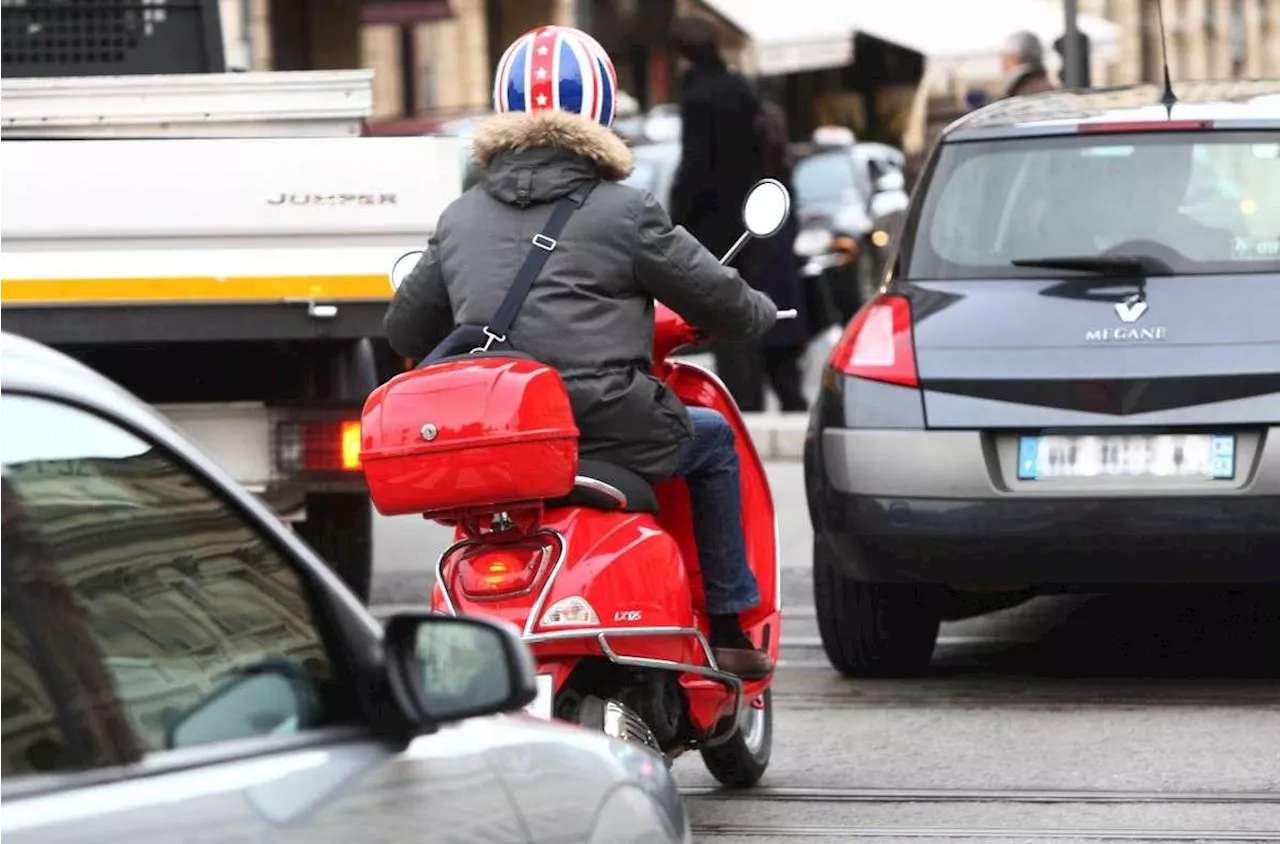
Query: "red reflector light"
828 294 919 387
280 420 363 472
455 542 553 598
1078 119 1213 134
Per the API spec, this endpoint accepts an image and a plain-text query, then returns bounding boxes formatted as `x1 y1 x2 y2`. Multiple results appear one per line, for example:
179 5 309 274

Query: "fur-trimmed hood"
471 109 633 183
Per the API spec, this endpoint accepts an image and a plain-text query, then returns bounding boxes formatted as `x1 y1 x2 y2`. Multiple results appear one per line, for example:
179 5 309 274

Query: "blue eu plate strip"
1017 436 1040 480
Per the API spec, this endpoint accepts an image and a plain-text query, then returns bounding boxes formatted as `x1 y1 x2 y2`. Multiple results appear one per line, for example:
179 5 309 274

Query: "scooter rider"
384 24 778 679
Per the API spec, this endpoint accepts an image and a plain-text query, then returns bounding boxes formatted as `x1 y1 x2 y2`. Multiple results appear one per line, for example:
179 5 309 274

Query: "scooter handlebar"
654 304 797 360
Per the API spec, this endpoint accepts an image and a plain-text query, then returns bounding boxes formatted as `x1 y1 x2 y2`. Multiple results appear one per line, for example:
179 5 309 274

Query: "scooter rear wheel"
699 688 772 788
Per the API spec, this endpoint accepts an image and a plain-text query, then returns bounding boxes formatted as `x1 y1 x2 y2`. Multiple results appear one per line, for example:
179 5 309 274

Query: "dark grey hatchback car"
805 81 1280 677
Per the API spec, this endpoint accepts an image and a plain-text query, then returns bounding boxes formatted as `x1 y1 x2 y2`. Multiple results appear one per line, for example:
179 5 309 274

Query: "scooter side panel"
434 508 702 667
535 507 701 667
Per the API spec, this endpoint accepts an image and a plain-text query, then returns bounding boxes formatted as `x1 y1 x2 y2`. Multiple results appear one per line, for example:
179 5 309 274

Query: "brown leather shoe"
712 647 775 679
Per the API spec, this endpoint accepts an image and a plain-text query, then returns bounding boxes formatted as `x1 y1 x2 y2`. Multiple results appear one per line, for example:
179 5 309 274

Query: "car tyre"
813 540 941 677
700 689 772 789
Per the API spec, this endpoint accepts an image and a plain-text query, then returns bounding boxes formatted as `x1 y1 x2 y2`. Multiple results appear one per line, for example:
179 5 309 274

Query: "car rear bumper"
808 428 1280 585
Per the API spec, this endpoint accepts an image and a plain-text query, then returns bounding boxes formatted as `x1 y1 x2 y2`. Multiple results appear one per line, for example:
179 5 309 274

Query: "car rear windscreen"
905 130 1280 279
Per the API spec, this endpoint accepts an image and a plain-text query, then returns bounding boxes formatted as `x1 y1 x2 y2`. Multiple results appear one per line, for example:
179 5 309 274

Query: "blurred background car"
620 138 681 209
792 127 912 323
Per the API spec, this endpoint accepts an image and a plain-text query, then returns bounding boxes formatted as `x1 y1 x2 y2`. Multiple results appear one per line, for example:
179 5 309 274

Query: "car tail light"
277 420 362 472
828 293 918 387
456 541 555 599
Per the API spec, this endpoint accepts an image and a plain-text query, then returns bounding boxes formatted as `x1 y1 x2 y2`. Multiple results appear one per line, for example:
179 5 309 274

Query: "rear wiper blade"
1010 255 1172 276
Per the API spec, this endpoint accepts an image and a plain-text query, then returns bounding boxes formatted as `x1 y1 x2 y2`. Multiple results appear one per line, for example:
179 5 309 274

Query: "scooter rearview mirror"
389 250 425 292
719 179 793 266
742 178 791 238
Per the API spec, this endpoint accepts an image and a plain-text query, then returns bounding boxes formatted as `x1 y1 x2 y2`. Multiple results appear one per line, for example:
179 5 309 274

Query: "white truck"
1 69 465 601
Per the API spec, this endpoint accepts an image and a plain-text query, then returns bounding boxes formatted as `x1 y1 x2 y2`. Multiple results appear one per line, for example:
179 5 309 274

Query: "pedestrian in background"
1001 31 1057 98
750 98 810 412
668 15 773 411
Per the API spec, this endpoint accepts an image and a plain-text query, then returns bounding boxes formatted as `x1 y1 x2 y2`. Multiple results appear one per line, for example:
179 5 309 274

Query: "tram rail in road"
683 786 1280 841
690 823 1280 840
682 785 1280 805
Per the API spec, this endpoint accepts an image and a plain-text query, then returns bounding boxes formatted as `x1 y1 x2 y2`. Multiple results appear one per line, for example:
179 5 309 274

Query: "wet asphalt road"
370 460 1280 843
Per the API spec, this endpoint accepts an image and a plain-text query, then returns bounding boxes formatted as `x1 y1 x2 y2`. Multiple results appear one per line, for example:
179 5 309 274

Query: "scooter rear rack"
524 625 745 748
434 532 747 747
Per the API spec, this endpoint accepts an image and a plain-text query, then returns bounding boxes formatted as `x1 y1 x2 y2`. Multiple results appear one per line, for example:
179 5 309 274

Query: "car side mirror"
874 170 905 194
390 250 425 291
383 612 538 726
165 659 321 750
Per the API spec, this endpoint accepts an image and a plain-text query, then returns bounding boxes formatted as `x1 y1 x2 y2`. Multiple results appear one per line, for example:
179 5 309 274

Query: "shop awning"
696 0 858 76
361 0 452 25
849 0 1121 72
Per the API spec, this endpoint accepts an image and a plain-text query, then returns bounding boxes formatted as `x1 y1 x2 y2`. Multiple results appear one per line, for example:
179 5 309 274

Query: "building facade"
1084 0 1279 86
220 0 1280 130
224 0 580 126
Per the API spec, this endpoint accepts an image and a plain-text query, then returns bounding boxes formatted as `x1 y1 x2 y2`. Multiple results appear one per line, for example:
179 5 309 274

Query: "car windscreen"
793 150 861 212
904 130 1280 279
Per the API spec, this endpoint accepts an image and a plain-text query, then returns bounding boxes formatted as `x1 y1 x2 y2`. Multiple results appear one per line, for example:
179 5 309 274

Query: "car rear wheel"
813 540 941 677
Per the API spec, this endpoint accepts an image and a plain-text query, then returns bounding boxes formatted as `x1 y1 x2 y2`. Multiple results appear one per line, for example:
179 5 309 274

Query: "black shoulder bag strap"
474 179 598 352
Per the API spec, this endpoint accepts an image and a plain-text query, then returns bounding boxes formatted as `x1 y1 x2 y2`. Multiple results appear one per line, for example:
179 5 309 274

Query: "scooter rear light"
456 541 554 599
828 293 919 387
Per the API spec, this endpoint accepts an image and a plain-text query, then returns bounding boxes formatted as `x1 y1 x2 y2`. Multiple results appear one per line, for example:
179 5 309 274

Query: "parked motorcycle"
360 179 794 787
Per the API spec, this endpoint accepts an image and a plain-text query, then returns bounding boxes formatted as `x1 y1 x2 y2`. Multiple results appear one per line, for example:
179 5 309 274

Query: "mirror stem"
718 231 752 267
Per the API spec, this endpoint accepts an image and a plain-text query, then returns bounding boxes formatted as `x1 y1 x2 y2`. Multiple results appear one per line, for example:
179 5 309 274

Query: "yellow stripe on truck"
0 275 393 304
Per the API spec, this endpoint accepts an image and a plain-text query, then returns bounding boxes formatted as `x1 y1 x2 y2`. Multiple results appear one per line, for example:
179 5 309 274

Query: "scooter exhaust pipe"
579 696 661 752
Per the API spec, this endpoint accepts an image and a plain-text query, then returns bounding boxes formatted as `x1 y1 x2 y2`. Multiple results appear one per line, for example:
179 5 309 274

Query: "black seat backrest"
546 459 659 514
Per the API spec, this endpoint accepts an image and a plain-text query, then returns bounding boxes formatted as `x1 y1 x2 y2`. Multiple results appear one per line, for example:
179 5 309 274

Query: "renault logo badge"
1114 293 1148 324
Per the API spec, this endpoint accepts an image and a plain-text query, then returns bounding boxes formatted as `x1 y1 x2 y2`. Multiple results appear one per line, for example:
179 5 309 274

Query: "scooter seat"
546 459 659 514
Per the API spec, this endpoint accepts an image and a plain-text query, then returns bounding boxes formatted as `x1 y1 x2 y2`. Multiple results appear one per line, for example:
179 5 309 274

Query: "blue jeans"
672 407 762 615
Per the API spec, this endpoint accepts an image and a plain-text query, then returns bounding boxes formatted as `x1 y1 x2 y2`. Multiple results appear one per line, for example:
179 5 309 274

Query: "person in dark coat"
748 98 810 412
1001 30 1058 98
383 24 777 678
668 15 774 411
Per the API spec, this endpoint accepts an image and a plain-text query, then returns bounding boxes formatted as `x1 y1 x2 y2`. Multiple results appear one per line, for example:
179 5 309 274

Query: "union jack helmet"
492 25 619 128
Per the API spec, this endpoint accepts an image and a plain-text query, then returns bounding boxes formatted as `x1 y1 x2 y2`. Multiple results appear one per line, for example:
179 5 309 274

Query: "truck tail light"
454 541 556 599
277 420 362 472
828 294 919 387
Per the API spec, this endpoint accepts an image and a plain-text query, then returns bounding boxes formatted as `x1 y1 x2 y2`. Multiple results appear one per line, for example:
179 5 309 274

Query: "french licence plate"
523 674 554 720
1017 434 1236 480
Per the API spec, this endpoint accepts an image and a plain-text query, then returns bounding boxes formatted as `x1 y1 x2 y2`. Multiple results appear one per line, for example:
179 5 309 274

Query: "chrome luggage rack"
434 530 747 747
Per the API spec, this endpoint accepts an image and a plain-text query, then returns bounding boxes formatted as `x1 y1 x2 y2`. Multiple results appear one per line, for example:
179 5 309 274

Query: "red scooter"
360 179 793 787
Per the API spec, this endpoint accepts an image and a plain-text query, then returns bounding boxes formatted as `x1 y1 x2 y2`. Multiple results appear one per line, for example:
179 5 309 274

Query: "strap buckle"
470 326 507 354
531 233 557 251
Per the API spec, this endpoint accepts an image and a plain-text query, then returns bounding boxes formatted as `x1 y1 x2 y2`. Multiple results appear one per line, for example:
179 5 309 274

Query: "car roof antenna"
1154 0 1178 116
